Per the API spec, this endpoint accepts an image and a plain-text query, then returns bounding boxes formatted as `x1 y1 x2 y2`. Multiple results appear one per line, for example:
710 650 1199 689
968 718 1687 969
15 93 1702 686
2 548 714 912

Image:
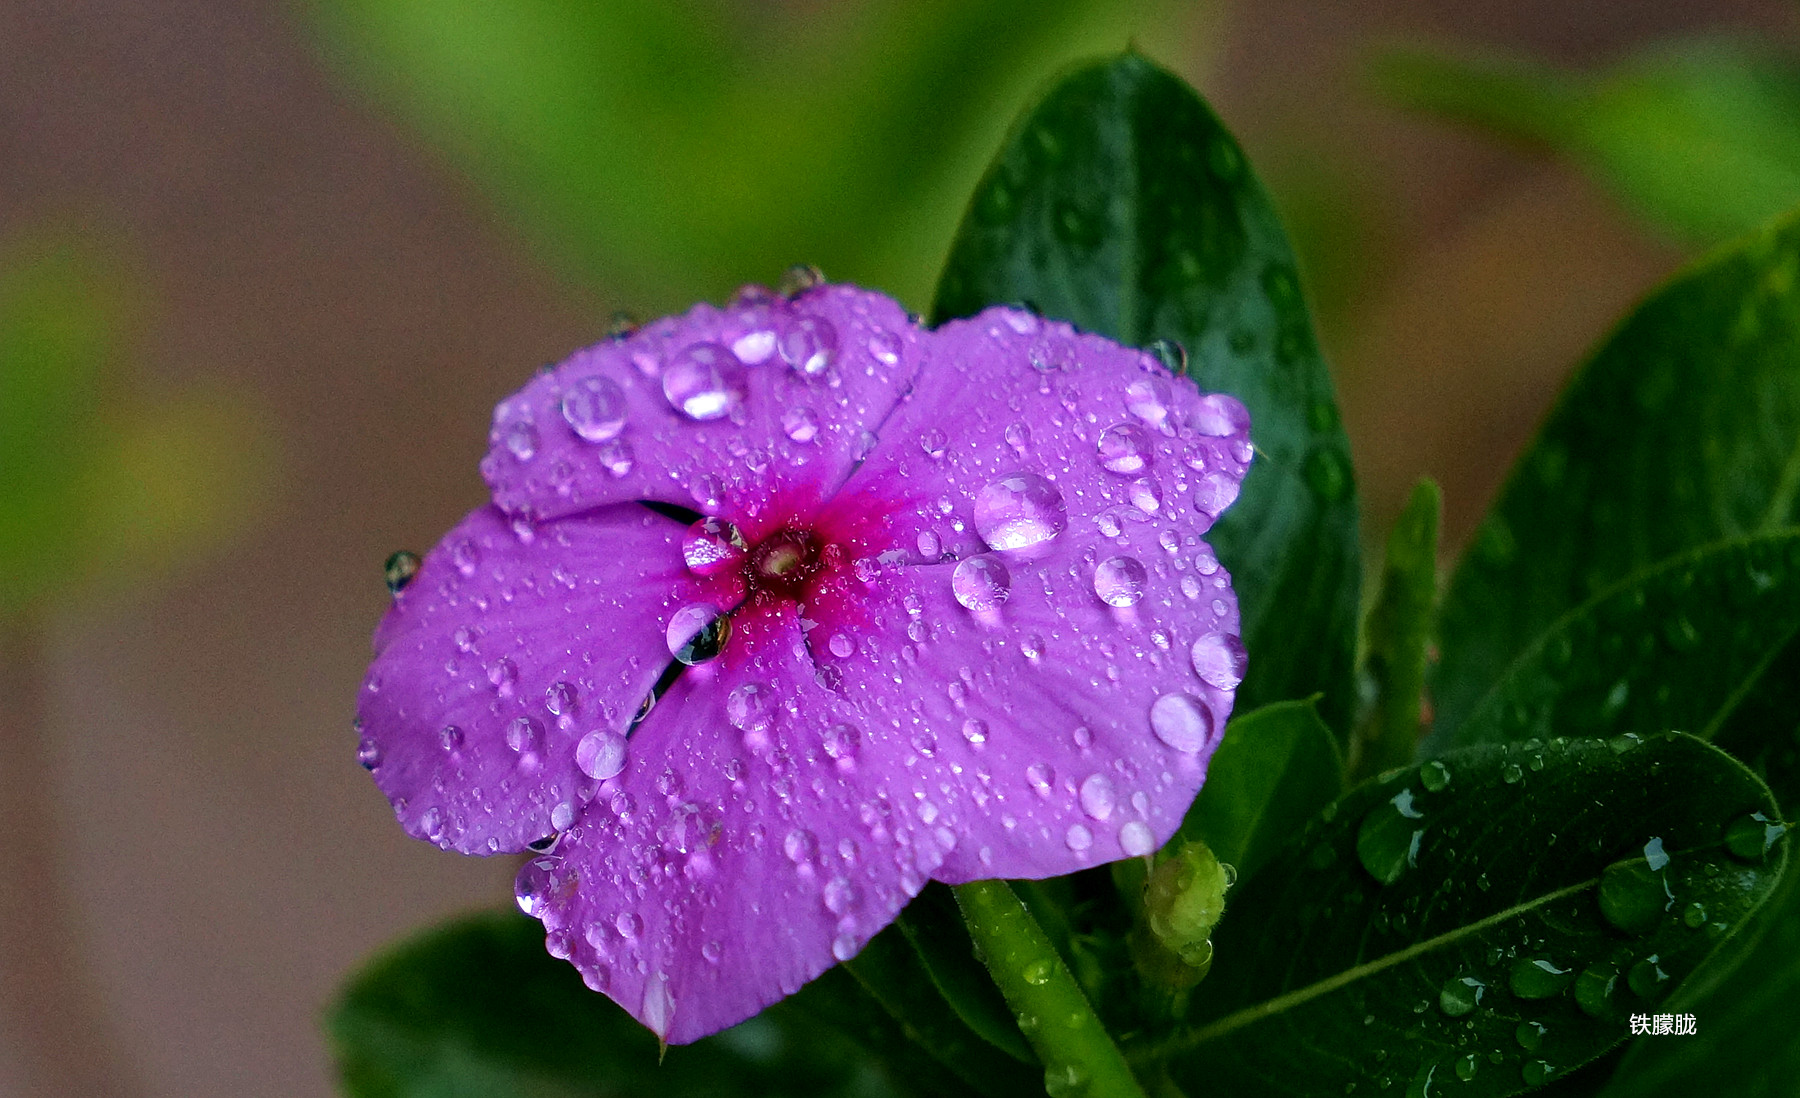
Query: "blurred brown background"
1 1 1794 1096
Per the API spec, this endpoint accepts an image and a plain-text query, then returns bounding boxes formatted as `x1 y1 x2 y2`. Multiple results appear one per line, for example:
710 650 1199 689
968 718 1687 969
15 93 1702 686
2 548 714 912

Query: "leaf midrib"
1144 877 1595 1058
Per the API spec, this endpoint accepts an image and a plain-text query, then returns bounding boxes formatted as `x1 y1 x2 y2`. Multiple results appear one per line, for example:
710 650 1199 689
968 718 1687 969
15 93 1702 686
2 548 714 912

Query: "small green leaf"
1176 697 1343 881
329 908 951 1098
1155 734 1785 1097
894 884 1035 1064
1439 533 1800 756
1374 38 1800 245
1354 478 1441 779
933 52 1362 734
1432 207 1800 743
842 921 1043 1096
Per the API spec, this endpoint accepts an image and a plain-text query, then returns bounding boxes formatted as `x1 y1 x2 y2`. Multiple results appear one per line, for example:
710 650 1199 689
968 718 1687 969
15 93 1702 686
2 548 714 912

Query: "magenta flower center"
745 528 822 602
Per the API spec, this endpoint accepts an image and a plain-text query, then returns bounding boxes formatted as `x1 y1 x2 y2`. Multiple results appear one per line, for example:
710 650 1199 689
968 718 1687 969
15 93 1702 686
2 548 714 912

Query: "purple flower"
357 284 1251 1043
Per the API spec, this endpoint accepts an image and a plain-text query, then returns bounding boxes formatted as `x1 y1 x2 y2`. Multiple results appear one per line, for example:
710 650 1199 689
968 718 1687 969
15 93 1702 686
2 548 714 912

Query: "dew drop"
962 718 989 745
383 550 420 594
1509 957 1574 1000
1419 760 1451 793
1119 820 1156 856
1192 393 1250 437
823 722 860 761
667 604 730 665
782 406 820 443
1093 556 1148 607
1438 976 1484 1017
785 829 819 864
560 375 628 441
597 437 634 477
1190 633 1247 689
952 555 1012 611
1078 774 1116 820
682 518 748 575
501 418 539 461
439 725 464 752
1149 693 1214 753
1097 422 1154 474
575 730 628 780
662 342 747 420
726 682 774 733
1125 377 1173 424
357 735 383 769
781 316 838 376
974 473 1067 550
505 716 544 756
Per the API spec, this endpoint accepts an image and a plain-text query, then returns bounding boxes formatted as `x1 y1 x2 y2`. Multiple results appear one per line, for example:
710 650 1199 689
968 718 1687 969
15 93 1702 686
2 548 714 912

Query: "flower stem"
954 879 1148 1098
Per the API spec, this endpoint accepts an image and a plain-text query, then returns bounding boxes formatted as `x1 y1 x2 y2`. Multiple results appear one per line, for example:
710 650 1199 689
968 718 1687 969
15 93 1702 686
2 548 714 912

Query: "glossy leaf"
1374 38 1800 245
932 52 1363 733
1439 533 1800 756
305 0 1180 308
1432 208 1800 743
1599 856 1800 1098
1176 697 1343 882
328 908 953 1098
1354 478 1441 778
1155 734 1785 1097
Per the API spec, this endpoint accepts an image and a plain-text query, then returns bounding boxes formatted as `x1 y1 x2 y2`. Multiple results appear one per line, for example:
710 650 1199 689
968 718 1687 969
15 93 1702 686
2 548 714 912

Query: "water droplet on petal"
1192 394 1250 437
952 555 1012 611
1094 556 1148 607
1078 774 1116 820
1120 820 1156 856
1126 377 1173 424
868 330 903 365
662 343 747 420
641 973 675 1039
974 473 1067 550
726 683 775 733
597 437 634 476
1190 633 1247 689
502 418 539 461
667 604 730 665
560 375 628 441
1195 471 1241 516
1149 693 1214 753
357 735 383 769
1065 824 1093 851
784 829 819 864
823 722 860 761
1097 422 1154 474
782 406 820 442
781 316 838 376
575 730 627 780
682 518 748 575
506 716 544 756
383 550 420 594
962 718 988 745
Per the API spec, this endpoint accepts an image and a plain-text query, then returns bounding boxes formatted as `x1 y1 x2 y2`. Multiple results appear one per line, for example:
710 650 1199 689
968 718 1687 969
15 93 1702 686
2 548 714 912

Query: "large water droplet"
668 604 730 665
682 517 748 576
575 730 628 780
781 316 838 377
785 829 819 864
1150 693 1214 753
1126 377 1173 424
1078 774 1116 820
1190 632 1247 689
823 722 860 761
514 856 559 917
1439 976 1484 1017
952 555 1012 611
1574 962 1619 1018
726 682 775 733
1509 957 1574 1000
1192 393 1250 437
662 343 747 420
974 473 1067 550
1628 954 1670 999
506 716 544 756
1598 859 1664 935
561 375 628 441
502 418 539 461
1097 422 1154 474
1094 557 1148 607
783 406 820 443
1356 790 1424 885
1119 820 1156 856
383 550 420 594
1725 811 1787 861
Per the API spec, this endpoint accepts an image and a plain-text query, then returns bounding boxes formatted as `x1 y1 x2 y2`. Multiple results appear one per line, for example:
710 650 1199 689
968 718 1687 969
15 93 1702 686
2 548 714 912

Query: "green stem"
954 880 1149 1098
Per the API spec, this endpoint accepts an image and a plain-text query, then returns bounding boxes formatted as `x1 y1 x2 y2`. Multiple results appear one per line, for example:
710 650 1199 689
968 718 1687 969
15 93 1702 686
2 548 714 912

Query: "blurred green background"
4 2 1800 1096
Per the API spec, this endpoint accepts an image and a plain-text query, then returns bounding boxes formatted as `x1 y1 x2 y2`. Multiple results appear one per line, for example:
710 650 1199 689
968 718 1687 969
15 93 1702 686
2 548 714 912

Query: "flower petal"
803 305 1252 876
481 286 924 524
358 504 696 854
521 609 942 1044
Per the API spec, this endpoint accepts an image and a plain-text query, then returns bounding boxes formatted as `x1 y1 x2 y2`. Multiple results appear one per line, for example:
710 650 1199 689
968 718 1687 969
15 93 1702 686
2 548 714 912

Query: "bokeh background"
4 1 1799 1095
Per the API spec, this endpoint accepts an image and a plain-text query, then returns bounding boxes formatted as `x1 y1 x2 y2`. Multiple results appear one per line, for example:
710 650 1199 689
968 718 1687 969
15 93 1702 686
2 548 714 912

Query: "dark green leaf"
1432 208 1800 743
842 923 1044 1098
894 884 1035 1064
1176 697 1343 881
329 908 940 1098
1599 854 1800 1098
1373 39 1800 246
1155 734 1785 1097
1438 534 1800 758
304 0 1174 308
932 52 1362 733
1354 478 1441 778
